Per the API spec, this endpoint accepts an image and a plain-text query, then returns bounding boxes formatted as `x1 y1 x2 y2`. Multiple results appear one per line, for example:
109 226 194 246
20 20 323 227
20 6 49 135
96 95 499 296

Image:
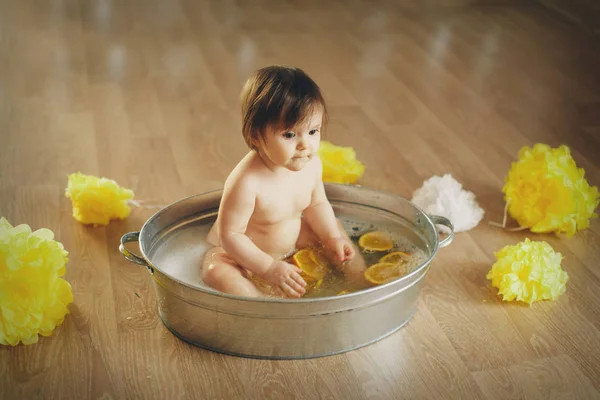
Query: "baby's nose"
297 138 308 150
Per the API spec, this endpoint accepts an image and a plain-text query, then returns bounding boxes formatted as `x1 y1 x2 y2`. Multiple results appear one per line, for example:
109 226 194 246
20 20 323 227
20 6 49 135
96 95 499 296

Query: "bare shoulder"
224 152 260 195
310 154 323 173
308 154 323 180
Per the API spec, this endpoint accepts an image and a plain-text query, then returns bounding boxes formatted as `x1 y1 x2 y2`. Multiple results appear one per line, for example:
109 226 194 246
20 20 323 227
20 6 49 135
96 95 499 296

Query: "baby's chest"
255 182 312 218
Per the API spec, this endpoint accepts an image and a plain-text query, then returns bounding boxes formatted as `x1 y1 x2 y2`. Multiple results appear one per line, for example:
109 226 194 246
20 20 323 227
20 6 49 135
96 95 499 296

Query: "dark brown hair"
240 66 328 149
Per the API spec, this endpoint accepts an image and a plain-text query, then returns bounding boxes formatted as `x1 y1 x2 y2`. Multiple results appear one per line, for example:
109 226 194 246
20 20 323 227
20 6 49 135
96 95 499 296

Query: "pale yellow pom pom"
503 144 599 236
0 217 74 346
65 172 134 227
486 238 568 305
317 141 365 184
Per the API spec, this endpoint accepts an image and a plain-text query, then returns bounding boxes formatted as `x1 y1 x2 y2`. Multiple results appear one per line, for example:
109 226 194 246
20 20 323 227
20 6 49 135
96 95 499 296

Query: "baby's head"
240 66 327 151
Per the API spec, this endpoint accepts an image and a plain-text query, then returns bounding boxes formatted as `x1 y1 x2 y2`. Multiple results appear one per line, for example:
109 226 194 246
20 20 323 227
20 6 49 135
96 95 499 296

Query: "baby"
202 66 364 298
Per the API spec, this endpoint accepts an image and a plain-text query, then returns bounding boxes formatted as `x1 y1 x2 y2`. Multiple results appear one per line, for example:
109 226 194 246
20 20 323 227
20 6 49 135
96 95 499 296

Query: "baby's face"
259 111 323 172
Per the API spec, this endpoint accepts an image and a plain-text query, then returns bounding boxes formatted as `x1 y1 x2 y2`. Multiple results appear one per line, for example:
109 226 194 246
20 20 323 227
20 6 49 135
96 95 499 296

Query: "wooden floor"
2 0 600 399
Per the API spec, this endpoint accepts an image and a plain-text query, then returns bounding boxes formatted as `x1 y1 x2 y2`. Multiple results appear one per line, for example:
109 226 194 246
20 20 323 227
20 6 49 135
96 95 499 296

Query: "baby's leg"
202 247 264 297
297 218 367 275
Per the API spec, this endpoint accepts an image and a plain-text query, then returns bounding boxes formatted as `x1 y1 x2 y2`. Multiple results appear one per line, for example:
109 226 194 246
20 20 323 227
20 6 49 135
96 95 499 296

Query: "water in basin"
149 203 432 297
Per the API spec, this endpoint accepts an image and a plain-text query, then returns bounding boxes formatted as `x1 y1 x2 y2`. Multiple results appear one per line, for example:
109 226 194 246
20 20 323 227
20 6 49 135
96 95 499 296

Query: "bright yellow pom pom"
65 172 134 227
503 144 599 236
0 217 73 346
317 141 365 184
486 238 568 305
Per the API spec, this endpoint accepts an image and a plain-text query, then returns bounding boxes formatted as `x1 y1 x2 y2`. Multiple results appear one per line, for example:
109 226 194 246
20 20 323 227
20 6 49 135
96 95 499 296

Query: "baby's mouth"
293 153 311 159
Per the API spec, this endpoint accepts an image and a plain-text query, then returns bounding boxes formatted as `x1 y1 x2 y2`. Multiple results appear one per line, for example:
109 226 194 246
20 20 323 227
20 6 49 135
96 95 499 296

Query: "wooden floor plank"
1 1 599 399
472 355 600 400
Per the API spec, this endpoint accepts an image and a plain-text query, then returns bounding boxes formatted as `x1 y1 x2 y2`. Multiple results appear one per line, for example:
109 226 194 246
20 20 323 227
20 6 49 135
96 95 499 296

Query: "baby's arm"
302 158 354 262
218 175 306 297
218 176 272 275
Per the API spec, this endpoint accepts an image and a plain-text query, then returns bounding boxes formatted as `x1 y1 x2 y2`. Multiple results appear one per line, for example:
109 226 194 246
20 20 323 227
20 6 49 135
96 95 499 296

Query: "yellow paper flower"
0 217 73 346
486 238 568 305
65 172 134 227
503 144 599 236
317 141 365 184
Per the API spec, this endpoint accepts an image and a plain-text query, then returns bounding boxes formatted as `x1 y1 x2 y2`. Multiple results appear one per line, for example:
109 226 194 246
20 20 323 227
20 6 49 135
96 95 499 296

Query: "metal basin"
119 183 454 359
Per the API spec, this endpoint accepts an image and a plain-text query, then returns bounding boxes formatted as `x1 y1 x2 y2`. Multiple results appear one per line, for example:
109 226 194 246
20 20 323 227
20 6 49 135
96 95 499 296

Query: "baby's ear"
251 130 267 148
250 136 261 149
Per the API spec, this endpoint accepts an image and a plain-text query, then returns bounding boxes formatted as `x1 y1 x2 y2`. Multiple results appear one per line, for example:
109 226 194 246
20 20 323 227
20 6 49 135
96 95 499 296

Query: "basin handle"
430 215 454 248
119 231 154 274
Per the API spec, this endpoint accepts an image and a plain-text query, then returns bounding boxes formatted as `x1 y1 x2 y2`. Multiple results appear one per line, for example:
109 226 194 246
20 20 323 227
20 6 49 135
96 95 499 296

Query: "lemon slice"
379 251 410 264
358 231 394 252
309 247 330 267
292 249 327 280
364 262 409 285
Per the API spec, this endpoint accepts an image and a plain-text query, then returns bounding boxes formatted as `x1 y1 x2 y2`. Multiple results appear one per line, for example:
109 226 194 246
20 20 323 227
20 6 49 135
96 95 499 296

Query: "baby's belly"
246 218 302 259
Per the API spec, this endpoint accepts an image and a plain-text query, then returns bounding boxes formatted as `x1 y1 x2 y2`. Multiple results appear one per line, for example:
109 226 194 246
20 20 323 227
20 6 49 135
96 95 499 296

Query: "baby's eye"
309 129 319 135
283 131 295 139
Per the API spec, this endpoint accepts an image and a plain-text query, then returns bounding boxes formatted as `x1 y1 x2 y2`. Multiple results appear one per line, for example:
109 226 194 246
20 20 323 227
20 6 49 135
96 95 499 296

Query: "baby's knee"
202 253 223 282
202 249 240 285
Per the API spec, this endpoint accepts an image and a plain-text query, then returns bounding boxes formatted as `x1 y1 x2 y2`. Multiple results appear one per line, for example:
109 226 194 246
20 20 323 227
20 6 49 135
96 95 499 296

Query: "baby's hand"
324 237 355 263
262 261 307 298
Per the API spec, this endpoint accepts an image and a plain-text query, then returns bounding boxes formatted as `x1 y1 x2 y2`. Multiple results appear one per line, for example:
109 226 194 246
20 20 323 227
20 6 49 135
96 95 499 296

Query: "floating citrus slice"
358 231 394 252
292 249 327 280
364 262 409 285
309 247 330 267
379 251 410 264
